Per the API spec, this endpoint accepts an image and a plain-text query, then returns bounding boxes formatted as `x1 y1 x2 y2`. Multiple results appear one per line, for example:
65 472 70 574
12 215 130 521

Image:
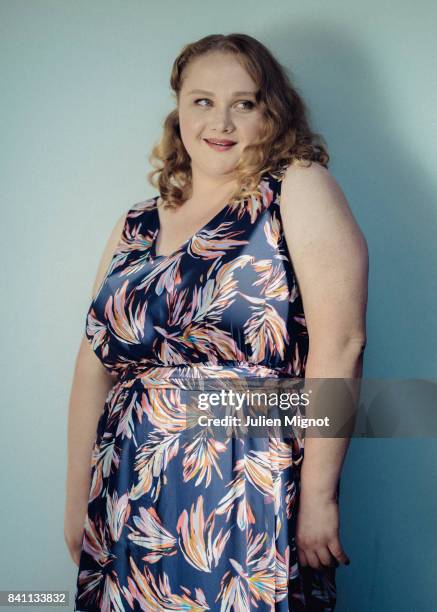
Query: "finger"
305 550 321 569
297 547 309 567
316 545 338 568
328 539 350 565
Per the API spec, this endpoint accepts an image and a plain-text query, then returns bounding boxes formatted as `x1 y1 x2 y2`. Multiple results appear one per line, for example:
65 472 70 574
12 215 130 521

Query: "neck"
189 165 238 202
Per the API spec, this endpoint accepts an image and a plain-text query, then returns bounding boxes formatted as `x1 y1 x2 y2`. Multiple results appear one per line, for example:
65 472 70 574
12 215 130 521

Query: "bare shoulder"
280 160 351 220
90 209 129 299
279 160 368 252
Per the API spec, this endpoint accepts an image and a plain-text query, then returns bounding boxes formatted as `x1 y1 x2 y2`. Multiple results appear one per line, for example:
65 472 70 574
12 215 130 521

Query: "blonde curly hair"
147 33 329 209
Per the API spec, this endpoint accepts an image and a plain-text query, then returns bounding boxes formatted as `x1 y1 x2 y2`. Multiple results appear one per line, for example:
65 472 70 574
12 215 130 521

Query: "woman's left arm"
280 160 369 568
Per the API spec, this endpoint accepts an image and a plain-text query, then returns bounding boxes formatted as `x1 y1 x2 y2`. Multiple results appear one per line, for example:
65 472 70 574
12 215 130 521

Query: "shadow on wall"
263 22 437 612
268 22 436 379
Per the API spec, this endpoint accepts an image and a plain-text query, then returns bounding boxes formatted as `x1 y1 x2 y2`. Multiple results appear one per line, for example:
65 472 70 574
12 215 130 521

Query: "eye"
193 98 255 110
236 100 255 111
194 98 212 107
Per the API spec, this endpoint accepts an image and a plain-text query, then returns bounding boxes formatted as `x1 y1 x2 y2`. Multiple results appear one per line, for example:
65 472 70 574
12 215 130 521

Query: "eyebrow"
186 89 257 96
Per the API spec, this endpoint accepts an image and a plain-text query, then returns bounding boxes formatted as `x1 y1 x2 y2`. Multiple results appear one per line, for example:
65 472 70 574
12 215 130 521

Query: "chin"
205 163 238 175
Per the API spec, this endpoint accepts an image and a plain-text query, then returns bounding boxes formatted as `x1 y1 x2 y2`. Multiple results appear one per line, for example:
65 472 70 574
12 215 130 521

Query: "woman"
65 33 368 611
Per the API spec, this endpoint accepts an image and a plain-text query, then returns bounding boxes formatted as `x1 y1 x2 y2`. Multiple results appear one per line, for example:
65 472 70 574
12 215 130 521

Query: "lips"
204 138 237 152
204 138 236 146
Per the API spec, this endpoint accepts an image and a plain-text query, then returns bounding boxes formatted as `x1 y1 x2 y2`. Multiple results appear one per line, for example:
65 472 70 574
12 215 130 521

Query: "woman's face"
178 51 265 179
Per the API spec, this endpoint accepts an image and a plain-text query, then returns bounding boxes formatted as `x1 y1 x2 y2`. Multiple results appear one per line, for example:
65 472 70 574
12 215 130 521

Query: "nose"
210 105 234 133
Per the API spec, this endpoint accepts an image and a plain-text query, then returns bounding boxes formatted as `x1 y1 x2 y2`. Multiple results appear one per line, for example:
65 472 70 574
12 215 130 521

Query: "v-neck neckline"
149 195 234 261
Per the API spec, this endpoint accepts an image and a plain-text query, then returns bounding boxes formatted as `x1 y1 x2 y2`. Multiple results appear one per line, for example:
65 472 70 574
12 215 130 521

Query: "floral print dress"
74 166 337 611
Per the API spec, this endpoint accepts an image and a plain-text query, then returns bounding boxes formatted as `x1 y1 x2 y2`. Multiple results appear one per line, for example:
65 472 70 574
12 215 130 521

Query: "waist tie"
115 361 295 391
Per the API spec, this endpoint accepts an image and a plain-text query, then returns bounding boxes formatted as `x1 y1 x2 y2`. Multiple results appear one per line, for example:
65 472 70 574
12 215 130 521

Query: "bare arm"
64 210 128 566
280 161 369 568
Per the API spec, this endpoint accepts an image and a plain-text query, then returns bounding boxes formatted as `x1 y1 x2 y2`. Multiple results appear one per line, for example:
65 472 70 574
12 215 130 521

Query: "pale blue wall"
1 1 436 610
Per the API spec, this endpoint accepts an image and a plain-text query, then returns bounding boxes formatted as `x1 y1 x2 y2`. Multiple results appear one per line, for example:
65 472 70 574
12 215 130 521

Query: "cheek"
179 122 196 154
240 114 265 141
180 108 202 132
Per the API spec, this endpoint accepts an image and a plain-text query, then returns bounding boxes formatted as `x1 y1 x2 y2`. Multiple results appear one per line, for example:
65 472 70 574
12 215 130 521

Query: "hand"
295 490 350 569
64 500 87 567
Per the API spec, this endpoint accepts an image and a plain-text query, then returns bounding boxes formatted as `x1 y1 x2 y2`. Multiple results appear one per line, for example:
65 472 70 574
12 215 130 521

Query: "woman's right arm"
64 210 128 567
